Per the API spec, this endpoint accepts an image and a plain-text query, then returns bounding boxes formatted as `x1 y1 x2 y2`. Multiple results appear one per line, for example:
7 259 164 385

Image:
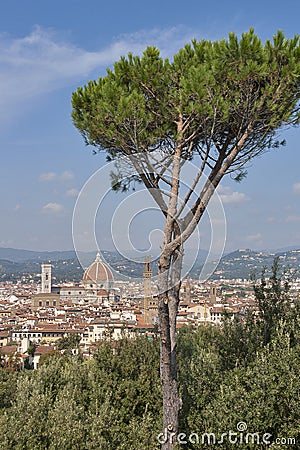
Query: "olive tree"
72 29 300 448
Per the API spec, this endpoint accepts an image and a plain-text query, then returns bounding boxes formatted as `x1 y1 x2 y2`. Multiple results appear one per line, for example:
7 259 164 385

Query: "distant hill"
268 245 300 253
0 247 299 282
0 257 83 283
0 247 209 281
0 247 77 263
211 248 300 280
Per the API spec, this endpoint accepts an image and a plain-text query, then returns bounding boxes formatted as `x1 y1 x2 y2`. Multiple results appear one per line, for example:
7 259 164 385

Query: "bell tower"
41 263 52 293
209 286 217 304
142 258 156 324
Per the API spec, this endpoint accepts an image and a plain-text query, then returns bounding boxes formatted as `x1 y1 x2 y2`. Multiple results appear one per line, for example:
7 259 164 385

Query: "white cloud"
218 186 250 205
0 239 14 246
293 182 300 194
38 170 74 182
285 215 300 223
246 233 262 242
60 171 74 181
39 172 57 182
42 202 64 214
66 188 79 197
0 26 195 126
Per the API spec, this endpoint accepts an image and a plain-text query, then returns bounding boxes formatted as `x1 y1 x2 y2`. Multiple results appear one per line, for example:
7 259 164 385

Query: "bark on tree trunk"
158 295 180 449
157 119 185 448
158 238 183 449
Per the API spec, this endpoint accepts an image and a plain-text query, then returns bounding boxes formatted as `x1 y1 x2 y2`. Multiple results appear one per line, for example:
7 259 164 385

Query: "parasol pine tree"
72 29 300 449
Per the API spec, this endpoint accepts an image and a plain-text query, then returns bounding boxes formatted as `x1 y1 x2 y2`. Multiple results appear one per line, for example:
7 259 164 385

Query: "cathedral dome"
83 253 113 286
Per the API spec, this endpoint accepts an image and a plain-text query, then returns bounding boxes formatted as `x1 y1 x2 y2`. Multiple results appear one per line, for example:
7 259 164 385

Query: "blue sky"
0 0 300 254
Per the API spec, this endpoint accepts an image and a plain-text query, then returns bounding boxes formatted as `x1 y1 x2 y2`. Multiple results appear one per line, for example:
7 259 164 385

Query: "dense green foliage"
72 29 300 186
0 337 161 450
1 321 300 449
1 269 300 449
1 320 300 449
177 319 300 448
56 333 82 354
252 257 292 345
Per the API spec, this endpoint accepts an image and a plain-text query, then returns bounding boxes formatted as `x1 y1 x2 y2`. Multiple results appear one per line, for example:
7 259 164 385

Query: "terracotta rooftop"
0 331 9 337
34 345 56 355
0 345 17 354
83 253 113 283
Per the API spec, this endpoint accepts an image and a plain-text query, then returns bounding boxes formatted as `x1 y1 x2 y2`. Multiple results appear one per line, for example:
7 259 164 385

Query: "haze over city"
1 0 300 253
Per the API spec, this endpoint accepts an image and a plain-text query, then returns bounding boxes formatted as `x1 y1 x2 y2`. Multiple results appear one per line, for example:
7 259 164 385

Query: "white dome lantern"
82 252 113 292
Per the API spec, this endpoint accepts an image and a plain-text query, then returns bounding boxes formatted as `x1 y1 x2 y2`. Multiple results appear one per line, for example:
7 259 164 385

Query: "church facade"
32 253 115 308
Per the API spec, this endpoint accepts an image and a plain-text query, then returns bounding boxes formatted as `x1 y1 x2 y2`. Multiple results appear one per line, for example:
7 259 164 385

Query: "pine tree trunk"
158 296 179 449
158 242 183 449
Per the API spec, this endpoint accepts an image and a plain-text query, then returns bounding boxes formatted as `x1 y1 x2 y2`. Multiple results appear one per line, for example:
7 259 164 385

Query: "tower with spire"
142 257 157 324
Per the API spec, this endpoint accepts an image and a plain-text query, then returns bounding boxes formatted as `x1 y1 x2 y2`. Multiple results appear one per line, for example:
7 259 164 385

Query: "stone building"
31 293 60 310
141 259 157 325
33 252 115 307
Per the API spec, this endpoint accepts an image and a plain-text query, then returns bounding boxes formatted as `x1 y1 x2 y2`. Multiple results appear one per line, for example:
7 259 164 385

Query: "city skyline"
1 0 300 253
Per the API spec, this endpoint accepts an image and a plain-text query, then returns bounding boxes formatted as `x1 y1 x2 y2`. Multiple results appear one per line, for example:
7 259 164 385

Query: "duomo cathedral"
32 253 115 309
